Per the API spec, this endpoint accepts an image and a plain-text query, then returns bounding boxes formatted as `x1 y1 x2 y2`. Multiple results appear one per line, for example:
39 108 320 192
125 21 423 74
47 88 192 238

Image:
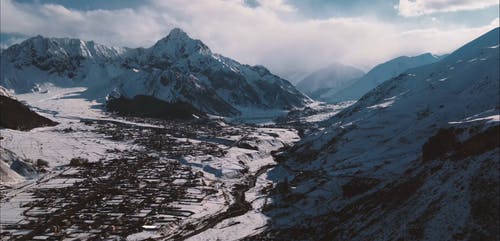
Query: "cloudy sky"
1 0 498 81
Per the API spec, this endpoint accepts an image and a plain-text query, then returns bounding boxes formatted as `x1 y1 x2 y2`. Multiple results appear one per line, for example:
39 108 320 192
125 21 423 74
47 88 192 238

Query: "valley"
0 14 498 240
0 86 325 240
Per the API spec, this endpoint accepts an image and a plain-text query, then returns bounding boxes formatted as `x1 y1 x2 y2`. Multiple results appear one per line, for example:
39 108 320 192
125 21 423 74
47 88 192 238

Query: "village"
1 116 298 240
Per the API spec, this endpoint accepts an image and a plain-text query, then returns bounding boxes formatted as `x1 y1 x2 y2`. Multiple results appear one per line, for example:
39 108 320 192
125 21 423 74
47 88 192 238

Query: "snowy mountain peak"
1 29 310 117
155 28 193 45
149 28 211 61
167 28 190 39
4 35 125 64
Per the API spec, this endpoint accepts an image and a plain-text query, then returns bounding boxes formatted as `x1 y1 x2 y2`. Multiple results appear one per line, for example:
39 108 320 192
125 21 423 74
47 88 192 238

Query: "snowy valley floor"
0 87 322 240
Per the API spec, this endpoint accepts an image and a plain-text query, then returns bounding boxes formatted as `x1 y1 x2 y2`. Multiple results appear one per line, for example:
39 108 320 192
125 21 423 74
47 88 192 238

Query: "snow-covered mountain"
318 53 443 103
295 62 364 97
260 27 499 240
0 35 127 92
0 28 310 116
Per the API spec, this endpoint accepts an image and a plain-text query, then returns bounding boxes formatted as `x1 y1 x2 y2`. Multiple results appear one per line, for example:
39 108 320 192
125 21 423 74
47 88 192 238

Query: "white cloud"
1 0 498 80
397 0 499 17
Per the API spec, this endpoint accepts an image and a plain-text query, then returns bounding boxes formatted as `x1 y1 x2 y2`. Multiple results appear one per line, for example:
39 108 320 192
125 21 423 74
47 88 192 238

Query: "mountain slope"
0 29 310 117
0 35 127 92
319 53 443 103
295 62 364 97
260 27 500 240
0 88 58 131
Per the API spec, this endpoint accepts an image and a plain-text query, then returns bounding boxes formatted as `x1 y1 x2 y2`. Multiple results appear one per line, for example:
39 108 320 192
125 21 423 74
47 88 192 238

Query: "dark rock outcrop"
0 95 58 131
106 95 206 120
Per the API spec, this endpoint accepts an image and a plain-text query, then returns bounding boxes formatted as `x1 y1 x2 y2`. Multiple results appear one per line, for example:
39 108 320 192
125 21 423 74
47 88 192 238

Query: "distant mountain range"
0 28 311 117
260 27 500 240
301 53 445 103
295 62 364 97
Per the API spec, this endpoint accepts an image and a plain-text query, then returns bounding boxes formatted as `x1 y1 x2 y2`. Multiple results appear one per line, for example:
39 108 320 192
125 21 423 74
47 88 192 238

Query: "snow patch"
367 99 395 109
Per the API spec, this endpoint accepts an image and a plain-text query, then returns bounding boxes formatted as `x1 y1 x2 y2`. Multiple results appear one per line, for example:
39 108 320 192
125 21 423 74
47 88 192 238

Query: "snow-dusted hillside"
295 62 364 97
319 53 443 103
259 27 500 240
0 28 310 117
